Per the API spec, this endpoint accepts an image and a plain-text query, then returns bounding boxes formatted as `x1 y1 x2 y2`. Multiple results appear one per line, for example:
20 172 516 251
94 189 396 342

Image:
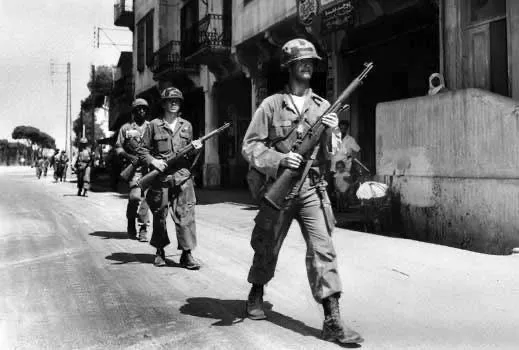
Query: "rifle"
263 62 374 210
137 123 231 190
119 153 140 181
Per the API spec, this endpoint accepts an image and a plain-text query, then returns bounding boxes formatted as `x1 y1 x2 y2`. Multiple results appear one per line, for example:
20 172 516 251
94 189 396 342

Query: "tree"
11 126 56 162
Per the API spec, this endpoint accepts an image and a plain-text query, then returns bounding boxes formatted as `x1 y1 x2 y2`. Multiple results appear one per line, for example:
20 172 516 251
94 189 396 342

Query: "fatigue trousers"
248 187 342 303
126 169 150 232
77 165 91 190
146 177 197 251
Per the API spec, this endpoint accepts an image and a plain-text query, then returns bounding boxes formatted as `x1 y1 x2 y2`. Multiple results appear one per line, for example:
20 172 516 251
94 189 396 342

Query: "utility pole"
50 60 72 162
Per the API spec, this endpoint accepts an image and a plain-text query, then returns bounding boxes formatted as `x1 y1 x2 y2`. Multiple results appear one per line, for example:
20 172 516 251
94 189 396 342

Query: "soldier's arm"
241 101 285 179
136 123 155 167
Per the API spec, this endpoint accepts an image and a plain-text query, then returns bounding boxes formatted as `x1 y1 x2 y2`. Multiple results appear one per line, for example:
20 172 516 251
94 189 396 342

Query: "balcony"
151 40 198 81
183 14 231 66
114 0 134 29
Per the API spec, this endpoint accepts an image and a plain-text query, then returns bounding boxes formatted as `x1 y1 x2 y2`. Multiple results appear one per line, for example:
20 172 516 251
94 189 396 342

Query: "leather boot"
138 226 148 242
127 221 137 240
322 293 364 344
154 248 166 267
180 250 200 270
246 284 266 320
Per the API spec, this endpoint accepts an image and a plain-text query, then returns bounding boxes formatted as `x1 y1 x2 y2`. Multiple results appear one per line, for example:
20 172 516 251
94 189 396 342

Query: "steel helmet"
280 38 322 68
160 87 184 100
131 98 149 109
79 137 88 144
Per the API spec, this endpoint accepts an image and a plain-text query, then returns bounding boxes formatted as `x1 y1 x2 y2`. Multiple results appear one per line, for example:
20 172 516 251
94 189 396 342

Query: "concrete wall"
377 89 519 254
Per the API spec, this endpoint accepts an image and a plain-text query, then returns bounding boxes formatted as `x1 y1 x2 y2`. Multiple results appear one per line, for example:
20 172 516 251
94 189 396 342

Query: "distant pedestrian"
58 150 69 182
43 157 50 177
74 138 93 196
137 87 202 269
35 157 44 179
115 98 151 242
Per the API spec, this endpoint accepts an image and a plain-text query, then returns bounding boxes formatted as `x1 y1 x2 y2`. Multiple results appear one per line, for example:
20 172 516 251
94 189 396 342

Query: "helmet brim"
282 55 322 68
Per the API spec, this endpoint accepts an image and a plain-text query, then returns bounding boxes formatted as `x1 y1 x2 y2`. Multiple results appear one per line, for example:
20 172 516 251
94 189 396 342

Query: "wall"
377 89 519 254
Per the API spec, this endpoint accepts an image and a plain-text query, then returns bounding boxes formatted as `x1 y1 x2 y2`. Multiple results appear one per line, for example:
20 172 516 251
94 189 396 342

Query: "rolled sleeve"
241 103 285 179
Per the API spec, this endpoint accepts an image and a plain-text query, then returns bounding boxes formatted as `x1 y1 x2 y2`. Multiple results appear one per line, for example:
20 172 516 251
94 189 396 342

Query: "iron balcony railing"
183 14 231 59
152 40 197 74
114 0 133 25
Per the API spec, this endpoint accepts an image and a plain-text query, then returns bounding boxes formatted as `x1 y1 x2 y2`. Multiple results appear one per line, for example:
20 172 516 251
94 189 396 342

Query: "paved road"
0 167 518 349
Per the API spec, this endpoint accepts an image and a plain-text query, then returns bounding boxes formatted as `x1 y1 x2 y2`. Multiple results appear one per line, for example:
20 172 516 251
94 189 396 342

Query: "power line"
93 26 132 51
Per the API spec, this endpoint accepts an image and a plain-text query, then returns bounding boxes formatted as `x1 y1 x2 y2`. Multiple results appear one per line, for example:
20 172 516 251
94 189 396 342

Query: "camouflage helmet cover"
280 38 322 68
160 87 184 100
131 98 149 109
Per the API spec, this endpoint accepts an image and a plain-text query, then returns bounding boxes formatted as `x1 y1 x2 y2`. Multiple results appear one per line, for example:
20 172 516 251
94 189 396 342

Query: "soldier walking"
74 138 93 196
137 87 201 269
59 150 69 182
241 38 364 344
115 98 151 242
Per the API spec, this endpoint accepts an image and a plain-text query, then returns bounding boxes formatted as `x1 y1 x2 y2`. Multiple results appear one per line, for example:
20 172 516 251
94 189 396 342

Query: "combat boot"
138 226 148 242
321 293 364 344
246 284 266 320
82 189 88 197
127 221 137 240
77 188 82 196
154 248 166 267
180 250 200 270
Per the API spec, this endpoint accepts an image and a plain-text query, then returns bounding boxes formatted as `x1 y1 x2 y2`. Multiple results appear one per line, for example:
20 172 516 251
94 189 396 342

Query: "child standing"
334 160 351 212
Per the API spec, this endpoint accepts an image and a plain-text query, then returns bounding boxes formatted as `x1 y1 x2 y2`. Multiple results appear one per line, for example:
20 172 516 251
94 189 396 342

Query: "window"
136 10 154 72
469 0 506 24
137 20 145 72
145 10 154 67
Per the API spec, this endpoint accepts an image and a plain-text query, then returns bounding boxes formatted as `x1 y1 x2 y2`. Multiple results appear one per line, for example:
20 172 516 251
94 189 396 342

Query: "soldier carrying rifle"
242 38 365 345
115 98 151 242
136 87 202 269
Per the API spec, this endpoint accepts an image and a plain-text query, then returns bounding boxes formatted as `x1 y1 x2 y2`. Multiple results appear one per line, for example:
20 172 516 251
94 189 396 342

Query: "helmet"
280 38 321 68
131 98 149 109
160 87 184 100
79 137 88 144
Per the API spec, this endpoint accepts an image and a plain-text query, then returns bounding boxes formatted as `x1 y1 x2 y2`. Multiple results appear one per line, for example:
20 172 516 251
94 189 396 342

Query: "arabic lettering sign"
297 0 321 26
321 0 354 33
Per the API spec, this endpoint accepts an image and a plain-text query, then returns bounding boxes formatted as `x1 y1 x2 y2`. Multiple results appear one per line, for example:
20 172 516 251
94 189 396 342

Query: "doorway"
343 2 440 172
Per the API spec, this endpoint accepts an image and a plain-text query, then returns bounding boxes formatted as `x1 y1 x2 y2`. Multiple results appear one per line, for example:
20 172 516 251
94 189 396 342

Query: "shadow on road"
105 252 182 268
178 297 362 347
90 231 129 240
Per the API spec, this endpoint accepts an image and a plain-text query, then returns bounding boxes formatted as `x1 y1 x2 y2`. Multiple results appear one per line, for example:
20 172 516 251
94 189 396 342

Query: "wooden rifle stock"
263 62 374 210
138 123 231 190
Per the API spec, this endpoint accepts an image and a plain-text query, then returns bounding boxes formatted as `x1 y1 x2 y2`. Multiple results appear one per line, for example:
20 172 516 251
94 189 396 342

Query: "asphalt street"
0 167 518 350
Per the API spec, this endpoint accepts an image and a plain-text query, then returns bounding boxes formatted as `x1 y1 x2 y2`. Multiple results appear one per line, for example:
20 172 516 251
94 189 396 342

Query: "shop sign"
297 0 321 26
321 0 354 33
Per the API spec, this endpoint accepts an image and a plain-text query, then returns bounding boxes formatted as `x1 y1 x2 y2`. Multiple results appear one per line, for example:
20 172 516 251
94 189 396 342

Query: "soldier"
115 98 151 242
74 138 93 196
137 87 202 269
35 157 44 179
59 150 69 182
52 149 60 182
43 156 50 177
241 38 364 344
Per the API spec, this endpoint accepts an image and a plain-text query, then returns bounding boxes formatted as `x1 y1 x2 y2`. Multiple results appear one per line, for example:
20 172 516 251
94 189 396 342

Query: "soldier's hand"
192 139 203 150
322 112 338 128
280 152 304 169
151 158 167 172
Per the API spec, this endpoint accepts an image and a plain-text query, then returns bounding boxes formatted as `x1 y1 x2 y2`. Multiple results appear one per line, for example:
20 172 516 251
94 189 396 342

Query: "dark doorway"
216 74 252 188
344 2 440 172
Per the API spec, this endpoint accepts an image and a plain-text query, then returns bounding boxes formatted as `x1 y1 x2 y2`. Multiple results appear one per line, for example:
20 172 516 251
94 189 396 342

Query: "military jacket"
242 88 341 179
138 116 193 171
115 120 149 155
